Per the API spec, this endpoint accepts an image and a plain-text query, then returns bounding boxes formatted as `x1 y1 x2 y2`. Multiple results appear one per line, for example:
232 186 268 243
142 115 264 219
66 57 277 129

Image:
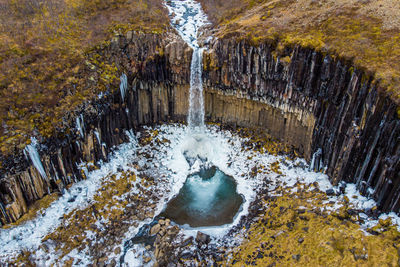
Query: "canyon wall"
203 39 400 212
0 33 192 225
0 33 399 224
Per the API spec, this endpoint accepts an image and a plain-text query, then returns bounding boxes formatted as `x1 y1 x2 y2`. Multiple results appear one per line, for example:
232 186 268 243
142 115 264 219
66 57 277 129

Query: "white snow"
0 131 138 262
165 0 210 48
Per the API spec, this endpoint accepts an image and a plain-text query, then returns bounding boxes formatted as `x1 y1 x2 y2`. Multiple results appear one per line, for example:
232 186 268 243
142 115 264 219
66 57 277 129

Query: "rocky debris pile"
125 217 230 266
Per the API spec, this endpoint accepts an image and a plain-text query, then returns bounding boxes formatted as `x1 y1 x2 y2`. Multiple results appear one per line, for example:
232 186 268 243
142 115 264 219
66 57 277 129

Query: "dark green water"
161 166 244 227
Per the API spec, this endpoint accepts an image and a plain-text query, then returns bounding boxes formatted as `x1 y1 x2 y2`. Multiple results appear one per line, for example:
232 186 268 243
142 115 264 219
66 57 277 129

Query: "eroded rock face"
0 33 399 225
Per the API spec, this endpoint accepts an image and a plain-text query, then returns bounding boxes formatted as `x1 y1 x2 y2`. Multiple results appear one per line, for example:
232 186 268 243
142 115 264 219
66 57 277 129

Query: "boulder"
195 231 210 244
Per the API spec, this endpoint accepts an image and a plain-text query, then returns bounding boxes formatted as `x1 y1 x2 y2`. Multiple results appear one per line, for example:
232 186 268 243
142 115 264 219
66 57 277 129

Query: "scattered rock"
326 188 335 196
297 209 306 214
180 251 193 259
168 225 180 236
182 237 193 247
114 247 121 255
150 224 161 236
108 259 116 267
292 254 301 261
196 231 211 245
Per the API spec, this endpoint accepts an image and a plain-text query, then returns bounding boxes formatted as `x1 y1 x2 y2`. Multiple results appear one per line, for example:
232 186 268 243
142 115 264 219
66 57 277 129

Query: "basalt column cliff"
203 39 400 212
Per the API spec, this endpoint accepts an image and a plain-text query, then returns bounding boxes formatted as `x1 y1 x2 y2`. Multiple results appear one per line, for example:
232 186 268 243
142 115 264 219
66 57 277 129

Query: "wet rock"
182 237 193 247
326 188 335 196
168 225 180 236
196 231 211 245
180 251 193 260
150 224 161 236
97 258 107 267
107 259 116 267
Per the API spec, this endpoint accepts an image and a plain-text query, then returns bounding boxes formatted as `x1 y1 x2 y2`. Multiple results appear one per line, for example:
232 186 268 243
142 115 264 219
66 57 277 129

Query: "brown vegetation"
0 0 169 156
199 0 400 103
227 182 399 266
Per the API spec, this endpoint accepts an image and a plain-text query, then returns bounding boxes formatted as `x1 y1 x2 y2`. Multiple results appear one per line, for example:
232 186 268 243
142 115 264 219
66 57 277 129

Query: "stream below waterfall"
1 0 400 266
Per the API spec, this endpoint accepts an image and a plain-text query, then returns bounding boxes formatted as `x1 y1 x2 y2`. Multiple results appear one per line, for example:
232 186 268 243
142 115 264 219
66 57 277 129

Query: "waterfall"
94 130 101 144
188 48 205 128
165 0 209 129
24 137 48 180
120 73 128 100
309 148 322 171
76 114 84 138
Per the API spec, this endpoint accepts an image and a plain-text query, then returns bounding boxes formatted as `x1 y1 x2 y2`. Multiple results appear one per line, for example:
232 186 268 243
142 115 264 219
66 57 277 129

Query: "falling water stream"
188 47 205 129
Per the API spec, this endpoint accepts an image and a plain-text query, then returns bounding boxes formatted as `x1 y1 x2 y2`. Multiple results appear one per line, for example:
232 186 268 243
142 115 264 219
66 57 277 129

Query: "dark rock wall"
203 39 400 212
0 33 192 225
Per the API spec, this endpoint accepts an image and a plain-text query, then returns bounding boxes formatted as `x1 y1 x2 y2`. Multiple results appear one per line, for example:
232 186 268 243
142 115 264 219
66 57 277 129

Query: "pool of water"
161 166 244 227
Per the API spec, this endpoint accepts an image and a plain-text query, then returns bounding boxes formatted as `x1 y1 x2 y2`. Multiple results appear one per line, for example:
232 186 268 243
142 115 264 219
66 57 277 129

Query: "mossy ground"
1 193 59 230
225 182 400 266
0 0 169 157
199 0 400 103
8 167 156 265
4 126 172 265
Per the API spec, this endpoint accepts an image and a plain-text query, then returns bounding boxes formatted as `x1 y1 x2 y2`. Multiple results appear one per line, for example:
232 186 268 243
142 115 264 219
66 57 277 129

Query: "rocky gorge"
0 0 400 265
1 30 399 225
